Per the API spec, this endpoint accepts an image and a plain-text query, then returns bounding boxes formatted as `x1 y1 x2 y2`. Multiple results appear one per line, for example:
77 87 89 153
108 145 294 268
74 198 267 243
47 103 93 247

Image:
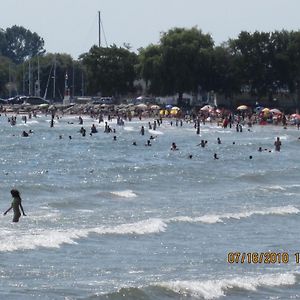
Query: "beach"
1 111 300 299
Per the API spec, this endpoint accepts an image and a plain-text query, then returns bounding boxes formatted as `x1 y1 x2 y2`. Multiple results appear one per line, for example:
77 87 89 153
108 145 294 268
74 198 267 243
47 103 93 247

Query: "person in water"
3 189 26 222
171 142 178 150
274 137 282 151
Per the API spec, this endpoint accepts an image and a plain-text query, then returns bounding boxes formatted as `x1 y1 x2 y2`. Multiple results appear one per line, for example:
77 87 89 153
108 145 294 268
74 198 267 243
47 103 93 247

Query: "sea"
1 113 300 299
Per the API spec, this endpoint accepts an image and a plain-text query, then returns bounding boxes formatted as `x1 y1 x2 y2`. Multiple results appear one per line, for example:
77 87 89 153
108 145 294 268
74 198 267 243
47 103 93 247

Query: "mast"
53 55 56 99
98 11 101 47
37 56 40 97
28 60 31 95
8 64 11 98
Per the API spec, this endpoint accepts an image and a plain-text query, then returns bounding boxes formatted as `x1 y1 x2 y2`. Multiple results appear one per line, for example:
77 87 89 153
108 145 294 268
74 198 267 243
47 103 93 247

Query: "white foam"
169 205 299 224
149 129 164 135
124 126 135 131
0 218 167 252
260 185 286 191
110 190 137 198
158 272 296 299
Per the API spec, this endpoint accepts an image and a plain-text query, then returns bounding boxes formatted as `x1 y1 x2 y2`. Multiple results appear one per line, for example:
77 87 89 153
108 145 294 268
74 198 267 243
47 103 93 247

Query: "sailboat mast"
53 55 56 99
37 56 40 97
98 11 101 47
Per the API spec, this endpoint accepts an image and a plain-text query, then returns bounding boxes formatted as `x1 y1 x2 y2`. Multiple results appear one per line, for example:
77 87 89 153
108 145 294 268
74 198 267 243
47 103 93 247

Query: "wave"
157 272 296 299
110 190 137 198
0 218 167 252
259 185 286 192
90 272 297 300
169 205 299 224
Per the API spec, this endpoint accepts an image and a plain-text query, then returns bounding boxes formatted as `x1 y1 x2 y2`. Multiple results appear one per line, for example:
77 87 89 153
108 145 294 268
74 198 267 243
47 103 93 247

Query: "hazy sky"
2 0 300 59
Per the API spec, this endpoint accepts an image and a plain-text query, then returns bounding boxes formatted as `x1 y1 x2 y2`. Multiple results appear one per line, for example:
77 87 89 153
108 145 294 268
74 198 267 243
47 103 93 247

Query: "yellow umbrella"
170 109 179 115
159 109 165 115
262 108 270 112
171 106 180 110
237 105 248 110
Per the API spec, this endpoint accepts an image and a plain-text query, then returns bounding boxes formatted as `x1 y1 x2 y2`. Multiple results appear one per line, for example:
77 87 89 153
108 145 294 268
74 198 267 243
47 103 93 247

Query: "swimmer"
274 137 282 151
214 153 219 159
3 189 26 222
171 142 178 150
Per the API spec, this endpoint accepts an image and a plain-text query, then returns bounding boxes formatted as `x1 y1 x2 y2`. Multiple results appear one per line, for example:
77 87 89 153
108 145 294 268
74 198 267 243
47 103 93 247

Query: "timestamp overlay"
227 252 300 264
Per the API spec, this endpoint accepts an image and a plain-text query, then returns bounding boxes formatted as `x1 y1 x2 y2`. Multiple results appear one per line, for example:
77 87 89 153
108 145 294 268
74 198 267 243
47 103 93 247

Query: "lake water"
1 113 300 299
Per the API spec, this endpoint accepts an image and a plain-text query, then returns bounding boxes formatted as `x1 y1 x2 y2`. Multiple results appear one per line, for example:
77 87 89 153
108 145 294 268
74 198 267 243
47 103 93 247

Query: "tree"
137 44 163 94
80 45 138 97
288 31 300 110
137 27 214 106
2 25 45 64
228 30 293 103
208 45 242 101
0 56 16 98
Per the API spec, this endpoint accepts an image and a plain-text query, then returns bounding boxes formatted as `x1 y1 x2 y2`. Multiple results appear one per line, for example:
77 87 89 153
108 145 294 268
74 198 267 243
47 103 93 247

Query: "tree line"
1 25 300 107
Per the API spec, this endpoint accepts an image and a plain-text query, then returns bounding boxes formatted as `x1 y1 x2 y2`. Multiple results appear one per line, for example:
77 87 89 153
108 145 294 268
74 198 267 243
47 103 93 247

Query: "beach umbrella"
136 103 148 110
171 106 180 110
262 108 270 112
291 114 300 119
165 104 173 109
237 105 248 110
200 105 213 111
150 104 160 109
270 108 282 114
39 103 49 108
170 109 179 115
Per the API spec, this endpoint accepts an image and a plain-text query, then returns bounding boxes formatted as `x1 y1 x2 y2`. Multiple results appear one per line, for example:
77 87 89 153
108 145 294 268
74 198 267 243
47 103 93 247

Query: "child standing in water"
3 189 26 222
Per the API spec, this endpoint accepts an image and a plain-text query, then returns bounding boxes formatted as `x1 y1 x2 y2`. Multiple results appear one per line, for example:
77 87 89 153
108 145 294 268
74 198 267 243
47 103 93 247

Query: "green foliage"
0 56 15 98
0 25 45 64
81 45 138 97
137 27 214 105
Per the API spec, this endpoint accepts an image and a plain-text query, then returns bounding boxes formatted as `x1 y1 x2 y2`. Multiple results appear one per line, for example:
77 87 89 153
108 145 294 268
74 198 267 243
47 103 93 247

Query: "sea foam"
110 190 137 198
158 272 296 299
169 205 299 224
0 218 167 252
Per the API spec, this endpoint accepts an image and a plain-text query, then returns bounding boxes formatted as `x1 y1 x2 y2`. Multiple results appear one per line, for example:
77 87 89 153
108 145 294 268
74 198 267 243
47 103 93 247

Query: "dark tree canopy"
137 27 214 105
0 25 45 64
81 45 138 97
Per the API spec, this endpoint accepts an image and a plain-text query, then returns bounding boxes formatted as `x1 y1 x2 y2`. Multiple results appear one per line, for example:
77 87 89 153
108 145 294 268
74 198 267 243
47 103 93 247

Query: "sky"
2 0 300 59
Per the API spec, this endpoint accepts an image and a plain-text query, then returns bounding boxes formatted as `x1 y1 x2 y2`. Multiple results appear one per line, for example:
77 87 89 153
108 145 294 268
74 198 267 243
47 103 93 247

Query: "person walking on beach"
3 189 26 222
